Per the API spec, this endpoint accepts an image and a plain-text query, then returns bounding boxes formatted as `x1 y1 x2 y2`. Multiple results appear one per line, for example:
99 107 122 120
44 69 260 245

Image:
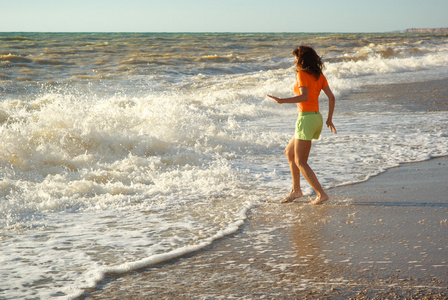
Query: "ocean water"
1 32 447 299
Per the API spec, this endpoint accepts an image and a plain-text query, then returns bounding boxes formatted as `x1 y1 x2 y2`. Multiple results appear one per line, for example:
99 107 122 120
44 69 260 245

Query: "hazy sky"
1 0 447 32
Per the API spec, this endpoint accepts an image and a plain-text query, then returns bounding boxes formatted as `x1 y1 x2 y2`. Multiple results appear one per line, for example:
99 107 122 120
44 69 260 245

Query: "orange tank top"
293 70 328 112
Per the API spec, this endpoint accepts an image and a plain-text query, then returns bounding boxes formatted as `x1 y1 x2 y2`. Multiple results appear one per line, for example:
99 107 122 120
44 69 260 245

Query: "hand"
326 120 337 134
267 94 282 104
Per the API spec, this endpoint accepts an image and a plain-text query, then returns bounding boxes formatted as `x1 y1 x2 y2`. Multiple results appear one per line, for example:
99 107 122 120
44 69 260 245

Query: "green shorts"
295 111 323 140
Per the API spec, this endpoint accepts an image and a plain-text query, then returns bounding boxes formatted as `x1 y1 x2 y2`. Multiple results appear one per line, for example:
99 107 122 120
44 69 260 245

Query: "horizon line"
3 27 447 34
0 30 409 34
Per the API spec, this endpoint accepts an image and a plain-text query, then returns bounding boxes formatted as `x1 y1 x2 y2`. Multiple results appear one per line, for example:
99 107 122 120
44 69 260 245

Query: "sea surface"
1 32 447 299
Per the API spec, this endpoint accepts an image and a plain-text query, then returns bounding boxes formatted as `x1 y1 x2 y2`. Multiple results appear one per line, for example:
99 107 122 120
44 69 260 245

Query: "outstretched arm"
267 87 308 104
322 86 337 134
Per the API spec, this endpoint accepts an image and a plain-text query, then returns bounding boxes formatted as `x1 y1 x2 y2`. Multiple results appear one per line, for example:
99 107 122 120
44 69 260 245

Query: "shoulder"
297 70 310 82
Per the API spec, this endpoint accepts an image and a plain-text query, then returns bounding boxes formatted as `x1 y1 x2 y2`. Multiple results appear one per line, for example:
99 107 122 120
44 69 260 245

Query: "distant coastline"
405 27 448 33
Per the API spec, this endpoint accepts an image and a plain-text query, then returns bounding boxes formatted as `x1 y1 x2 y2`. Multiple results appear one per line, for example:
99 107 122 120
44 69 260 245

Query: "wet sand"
82 156 448 299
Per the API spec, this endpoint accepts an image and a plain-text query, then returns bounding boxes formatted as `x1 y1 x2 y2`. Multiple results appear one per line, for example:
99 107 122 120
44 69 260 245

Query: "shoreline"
83 156 448 299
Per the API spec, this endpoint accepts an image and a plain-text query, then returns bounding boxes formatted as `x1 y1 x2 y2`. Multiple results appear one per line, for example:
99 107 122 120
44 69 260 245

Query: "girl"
268 45 336 205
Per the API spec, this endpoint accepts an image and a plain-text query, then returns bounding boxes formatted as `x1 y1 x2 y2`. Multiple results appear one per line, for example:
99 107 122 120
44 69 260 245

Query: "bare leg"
294 139 329 205
280 137 303 203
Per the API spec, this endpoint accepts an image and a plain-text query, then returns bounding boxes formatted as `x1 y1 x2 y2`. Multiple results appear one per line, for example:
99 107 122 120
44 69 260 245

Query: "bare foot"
280 189 303 203
309 194 329 205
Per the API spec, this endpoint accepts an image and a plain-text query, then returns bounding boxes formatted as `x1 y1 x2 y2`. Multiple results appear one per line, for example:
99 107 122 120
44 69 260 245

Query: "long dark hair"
292 46 323 80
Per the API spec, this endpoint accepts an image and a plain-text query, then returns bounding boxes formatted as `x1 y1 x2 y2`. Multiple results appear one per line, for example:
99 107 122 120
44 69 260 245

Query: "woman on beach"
268 45 337 205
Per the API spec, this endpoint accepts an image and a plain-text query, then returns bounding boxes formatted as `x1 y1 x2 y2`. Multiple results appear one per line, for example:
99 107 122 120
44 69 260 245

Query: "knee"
284 147 294 161
295 157 307 170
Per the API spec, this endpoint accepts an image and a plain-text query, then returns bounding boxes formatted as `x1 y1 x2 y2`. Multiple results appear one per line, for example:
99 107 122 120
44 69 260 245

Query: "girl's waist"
297 111 320 116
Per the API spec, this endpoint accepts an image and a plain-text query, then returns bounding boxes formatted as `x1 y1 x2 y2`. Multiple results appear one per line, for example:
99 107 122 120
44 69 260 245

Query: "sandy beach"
82 156 448 299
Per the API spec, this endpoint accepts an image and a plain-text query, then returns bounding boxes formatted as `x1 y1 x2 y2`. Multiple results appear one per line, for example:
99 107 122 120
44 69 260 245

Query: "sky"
1 0 447 33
